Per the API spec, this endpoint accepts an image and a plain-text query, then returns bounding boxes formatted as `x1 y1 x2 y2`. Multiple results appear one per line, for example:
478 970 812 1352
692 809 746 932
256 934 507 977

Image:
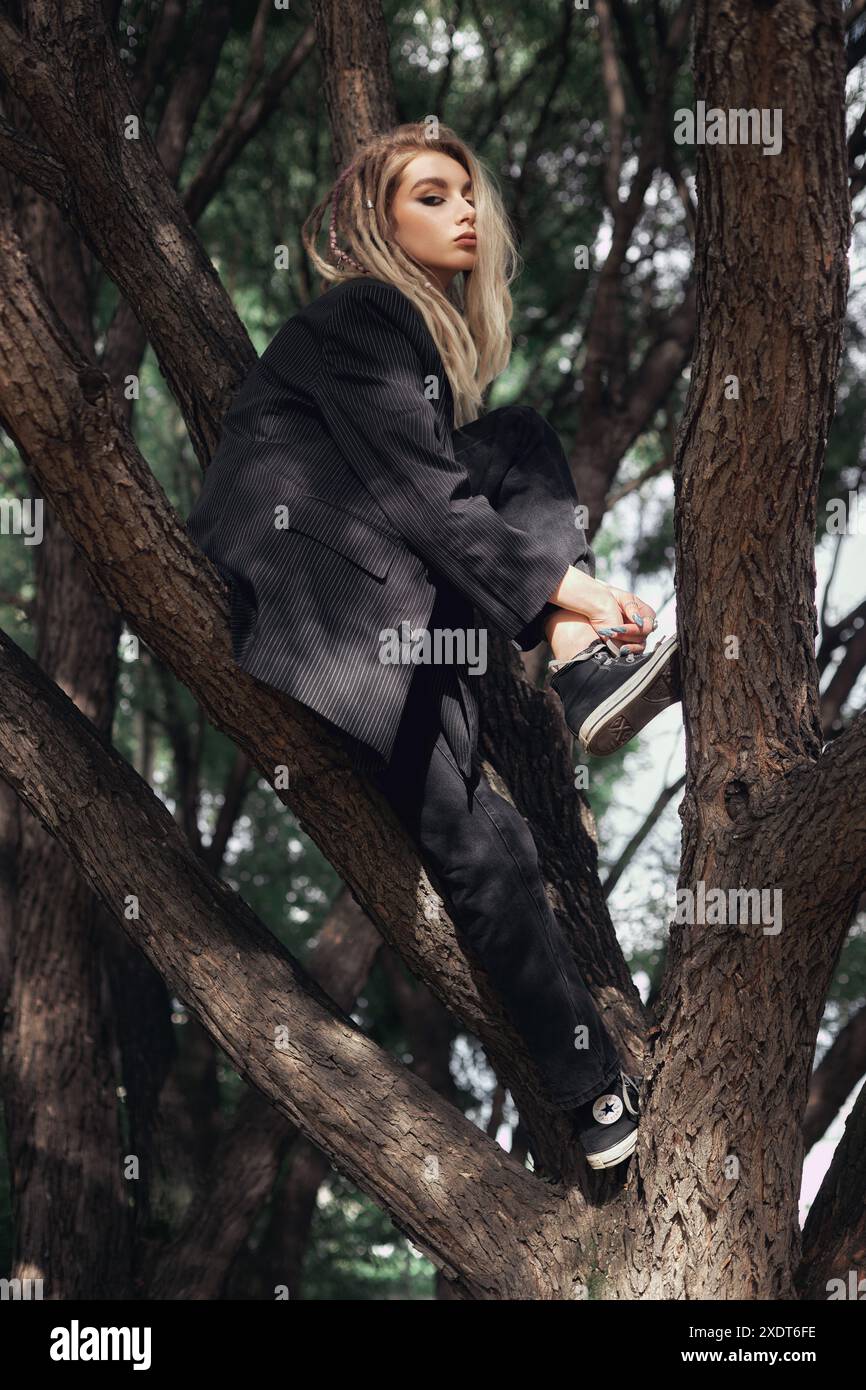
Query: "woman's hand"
580 582 657 655
547 569 658 655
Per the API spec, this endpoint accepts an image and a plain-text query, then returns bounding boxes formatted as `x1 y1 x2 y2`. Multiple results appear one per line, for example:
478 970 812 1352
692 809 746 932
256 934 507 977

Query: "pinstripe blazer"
184 275 568 777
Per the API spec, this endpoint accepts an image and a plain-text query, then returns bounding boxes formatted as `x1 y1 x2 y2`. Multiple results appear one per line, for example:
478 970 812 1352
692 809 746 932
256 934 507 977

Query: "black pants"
368 405 622 1110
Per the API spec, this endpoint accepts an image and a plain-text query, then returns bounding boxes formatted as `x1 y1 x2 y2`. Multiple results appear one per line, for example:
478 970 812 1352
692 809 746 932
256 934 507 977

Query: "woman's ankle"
545 611 599 663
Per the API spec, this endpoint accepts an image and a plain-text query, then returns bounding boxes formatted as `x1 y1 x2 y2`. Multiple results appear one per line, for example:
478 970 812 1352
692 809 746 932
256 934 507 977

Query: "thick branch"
0 624 572 1301
311 0 398 170
750 709 866 912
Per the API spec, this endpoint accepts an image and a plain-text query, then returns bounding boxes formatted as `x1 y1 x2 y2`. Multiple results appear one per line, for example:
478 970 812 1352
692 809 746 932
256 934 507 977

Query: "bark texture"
631 0 856 1298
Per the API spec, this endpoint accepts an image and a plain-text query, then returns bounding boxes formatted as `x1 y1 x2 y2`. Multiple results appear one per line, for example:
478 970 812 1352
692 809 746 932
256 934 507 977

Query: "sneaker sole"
585 1127 638 1170
578 635 680 757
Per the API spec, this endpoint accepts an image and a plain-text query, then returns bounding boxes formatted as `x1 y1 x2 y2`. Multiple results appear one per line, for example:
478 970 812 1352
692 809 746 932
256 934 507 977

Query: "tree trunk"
622 0 855 1298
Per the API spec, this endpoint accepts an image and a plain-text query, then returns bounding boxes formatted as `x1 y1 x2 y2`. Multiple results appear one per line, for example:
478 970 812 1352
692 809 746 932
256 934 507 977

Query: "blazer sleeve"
308 282 571 642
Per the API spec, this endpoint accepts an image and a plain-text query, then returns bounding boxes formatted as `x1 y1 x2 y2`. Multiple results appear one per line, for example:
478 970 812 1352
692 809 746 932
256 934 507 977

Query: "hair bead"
327 159 369 273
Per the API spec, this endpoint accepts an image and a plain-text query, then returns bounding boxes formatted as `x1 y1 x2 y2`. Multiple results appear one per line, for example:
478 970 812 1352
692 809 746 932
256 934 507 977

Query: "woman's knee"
484 403 554 445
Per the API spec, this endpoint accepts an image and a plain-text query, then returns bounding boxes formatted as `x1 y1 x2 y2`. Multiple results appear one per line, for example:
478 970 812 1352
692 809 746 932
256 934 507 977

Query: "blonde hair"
301 123 522 426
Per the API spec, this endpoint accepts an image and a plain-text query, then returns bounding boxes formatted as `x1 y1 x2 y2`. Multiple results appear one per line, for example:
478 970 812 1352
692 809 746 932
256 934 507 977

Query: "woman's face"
389 151 477 291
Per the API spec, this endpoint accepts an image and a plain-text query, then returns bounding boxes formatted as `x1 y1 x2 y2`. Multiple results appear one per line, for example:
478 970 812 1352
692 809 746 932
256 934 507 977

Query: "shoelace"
549 639 609 674
550 642 642 675
619 1068 641 1116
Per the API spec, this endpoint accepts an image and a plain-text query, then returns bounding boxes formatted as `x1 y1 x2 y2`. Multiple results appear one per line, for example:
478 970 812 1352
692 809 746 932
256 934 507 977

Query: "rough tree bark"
627 0 859 1297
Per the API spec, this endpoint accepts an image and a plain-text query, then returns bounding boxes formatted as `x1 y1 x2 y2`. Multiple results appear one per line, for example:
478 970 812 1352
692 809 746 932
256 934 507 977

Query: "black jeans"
367 405 623 1110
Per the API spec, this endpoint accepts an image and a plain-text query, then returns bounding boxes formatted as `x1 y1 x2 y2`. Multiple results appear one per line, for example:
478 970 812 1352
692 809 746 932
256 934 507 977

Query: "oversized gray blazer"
184 275 570 774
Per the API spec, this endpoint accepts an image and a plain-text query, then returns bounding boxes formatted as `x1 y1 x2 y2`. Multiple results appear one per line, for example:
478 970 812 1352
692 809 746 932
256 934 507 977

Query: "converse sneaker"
572 1069 642 1170
549 634 680 757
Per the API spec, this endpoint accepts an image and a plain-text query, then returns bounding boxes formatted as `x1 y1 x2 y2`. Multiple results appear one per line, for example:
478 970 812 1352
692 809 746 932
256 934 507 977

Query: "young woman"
185 123 681 1170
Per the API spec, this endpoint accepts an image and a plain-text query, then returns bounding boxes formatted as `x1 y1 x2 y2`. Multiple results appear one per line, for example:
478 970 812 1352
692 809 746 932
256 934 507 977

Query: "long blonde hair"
301 123 521 426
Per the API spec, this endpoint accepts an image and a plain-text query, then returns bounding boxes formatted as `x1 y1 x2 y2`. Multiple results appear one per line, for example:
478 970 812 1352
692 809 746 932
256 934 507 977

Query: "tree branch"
152 0 233 185
182 18 317 224
0 622 574 1300
602 773 686 899
0 6 255 462
797 1056 866 1298
596 0 627 215
0 112 69 205
752 709 866 914
803 1001 866 1151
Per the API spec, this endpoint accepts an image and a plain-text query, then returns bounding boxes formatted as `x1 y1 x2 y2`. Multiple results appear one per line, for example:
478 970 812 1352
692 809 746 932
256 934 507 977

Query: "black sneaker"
548 634 680 757
571 1069 642 1170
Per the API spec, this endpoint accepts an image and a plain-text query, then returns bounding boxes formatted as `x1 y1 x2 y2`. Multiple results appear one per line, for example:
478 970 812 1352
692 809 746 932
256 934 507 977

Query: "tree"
0 0 863 1300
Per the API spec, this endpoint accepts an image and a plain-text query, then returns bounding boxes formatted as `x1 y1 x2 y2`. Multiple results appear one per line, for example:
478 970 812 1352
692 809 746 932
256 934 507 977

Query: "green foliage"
300 1172 436 1301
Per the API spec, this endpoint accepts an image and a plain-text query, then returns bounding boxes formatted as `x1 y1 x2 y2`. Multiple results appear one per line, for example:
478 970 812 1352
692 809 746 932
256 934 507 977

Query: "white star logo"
592 1093 623 1125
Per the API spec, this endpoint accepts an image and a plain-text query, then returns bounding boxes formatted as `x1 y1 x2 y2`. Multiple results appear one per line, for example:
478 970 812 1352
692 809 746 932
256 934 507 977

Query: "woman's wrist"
548 566 606 621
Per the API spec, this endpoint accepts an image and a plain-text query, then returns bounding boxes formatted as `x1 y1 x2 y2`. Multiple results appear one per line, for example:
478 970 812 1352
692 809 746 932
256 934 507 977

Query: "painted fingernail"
632 614 644 627
612 626 627 633
597 627 613 635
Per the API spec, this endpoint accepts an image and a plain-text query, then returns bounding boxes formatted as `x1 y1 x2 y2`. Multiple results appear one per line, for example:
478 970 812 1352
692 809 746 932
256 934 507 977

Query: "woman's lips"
455 235 477 245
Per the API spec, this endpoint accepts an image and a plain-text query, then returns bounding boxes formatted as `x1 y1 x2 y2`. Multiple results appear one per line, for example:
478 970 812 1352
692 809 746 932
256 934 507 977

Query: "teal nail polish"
632 614 644 627
612 626 627 633
597 627 613 635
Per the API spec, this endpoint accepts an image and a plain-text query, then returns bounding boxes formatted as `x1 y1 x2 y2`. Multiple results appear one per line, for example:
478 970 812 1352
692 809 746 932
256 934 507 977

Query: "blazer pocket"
287 494 400 581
